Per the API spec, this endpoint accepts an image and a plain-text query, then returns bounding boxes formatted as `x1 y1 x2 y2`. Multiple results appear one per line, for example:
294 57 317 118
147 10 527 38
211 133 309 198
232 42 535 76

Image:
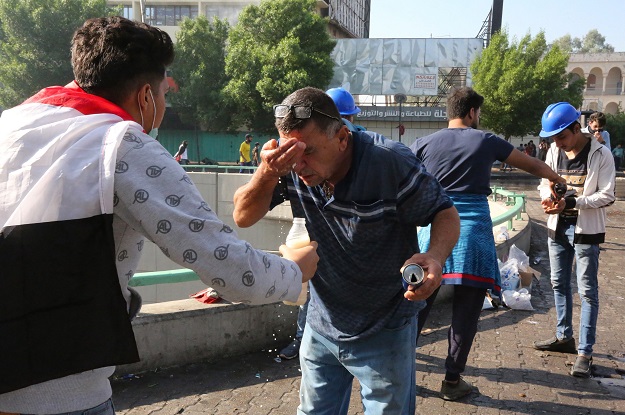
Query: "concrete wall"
125 300 299 374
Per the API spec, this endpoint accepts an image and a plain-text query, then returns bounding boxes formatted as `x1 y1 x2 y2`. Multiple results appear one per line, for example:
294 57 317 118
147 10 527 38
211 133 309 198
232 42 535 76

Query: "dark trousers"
417 285 486 381
239 161 253 173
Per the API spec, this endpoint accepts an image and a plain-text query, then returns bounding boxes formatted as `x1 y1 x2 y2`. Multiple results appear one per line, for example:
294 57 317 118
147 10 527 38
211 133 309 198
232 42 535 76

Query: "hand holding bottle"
279 241 318 283
282 218 314 305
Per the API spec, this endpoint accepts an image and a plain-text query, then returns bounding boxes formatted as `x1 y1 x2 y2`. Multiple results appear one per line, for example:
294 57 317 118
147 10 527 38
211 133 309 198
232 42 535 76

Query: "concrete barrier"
123 300 299 374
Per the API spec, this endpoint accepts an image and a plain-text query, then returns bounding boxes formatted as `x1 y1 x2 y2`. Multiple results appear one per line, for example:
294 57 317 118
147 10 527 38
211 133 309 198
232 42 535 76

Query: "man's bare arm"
426 206 460 265
404 206 460 301
505 149 564 183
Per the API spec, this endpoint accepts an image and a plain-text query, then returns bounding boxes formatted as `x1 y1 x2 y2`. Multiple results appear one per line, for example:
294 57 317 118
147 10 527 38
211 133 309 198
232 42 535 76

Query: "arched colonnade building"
568 52 625 114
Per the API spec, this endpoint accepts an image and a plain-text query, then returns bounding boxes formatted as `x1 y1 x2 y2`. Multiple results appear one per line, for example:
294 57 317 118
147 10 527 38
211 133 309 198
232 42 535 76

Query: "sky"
369 0 625 52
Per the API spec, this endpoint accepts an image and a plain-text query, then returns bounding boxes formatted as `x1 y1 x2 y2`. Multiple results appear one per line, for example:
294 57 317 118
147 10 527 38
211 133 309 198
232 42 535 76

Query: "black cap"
245 133 253 138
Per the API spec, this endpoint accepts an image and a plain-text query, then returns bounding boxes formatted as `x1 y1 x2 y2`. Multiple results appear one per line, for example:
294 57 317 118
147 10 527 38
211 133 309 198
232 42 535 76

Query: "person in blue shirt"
582 111 611 151
612 144 623 170
411 87 564 401
233 87 460 414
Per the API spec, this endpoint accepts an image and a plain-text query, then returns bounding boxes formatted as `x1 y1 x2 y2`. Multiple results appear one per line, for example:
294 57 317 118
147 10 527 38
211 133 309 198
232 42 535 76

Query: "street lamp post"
139 0 146 22
394 93 407 143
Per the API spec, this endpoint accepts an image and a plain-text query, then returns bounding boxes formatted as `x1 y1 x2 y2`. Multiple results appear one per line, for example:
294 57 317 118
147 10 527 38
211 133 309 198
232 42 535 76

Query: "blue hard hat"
326 87 360 116
539 102 581 138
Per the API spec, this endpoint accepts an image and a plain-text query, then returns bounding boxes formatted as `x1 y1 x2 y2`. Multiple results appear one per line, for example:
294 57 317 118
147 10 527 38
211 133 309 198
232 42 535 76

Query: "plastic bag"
502 288 533 310
482 291 498 310
496 226 509 242
499 259 520 291
508 244 529 272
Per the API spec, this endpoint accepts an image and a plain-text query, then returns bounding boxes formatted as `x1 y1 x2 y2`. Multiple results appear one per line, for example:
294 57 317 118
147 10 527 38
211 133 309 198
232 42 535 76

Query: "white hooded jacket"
538 138 615 243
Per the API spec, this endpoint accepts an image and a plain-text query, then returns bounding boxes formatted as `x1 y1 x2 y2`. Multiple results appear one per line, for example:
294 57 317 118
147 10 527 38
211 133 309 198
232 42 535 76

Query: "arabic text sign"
356 106 447 122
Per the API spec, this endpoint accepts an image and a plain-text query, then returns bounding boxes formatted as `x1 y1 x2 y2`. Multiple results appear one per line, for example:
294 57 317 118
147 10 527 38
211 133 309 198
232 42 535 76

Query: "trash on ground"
502 288 534 310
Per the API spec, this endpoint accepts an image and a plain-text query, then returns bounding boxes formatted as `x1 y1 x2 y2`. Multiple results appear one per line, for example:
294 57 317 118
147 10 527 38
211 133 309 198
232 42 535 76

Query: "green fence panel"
156 130 276 163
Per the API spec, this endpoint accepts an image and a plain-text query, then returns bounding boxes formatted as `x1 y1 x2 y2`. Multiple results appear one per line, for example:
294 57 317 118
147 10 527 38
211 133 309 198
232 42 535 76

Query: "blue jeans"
298 316 417 415
548 220 600 356
239 161 253 173
25 398 115 415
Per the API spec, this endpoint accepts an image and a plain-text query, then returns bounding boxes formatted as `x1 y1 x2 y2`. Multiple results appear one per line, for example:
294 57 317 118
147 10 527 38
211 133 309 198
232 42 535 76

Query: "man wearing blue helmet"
326 87 367 131
533 102 615 378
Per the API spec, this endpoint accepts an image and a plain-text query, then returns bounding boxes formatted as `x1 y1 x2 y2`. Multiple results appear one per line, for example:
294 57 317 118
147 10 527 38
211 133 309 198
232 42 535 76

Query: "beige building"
568 52 625 114
107 0 370 42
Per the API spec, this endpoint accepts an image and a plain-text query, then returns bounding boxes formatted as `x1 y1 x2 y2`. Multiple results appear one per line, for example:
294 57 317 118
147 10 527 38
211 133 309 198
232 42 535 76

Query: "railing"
181 164 257 173
129 268 199 287
130 187 525 288
490 186 526 231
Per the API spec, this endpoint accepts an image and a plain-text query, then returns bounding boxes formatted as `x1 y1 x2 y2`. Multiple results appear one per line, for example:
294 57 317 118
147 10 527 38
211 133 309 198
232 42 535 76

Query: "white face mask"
149 89 156 132
148 127 159 139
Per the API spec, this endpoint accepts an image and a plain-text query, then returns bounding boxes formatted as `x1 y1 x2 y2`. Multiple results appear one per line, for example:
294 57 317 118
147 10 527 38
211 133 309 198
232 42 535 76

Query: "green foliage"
168 16 234 132
224 0 336 132
606 111 625 148
471 31 584 140
552 29 614 54
0 0 113 108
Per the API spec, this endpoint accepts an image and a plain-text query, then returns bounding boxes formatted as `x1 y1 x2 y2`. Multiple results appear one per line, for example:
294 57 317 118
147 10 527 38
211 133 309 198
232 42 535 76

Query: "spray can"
283 218 310 306
401 263 425 290
551 183 567 201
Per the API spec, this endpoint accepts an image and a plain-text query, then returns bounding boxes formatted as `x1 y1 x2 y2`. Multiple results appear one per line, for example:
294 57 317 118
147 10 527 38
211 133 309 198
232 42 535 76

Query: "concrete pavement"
112 181 625 415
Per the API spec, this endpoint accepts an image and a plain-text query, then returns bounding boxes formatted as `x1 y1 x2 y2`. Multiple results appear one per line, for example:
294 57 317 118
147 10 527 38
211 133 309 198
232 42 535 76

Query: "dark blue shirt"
272 130 452 341
410 128 514 195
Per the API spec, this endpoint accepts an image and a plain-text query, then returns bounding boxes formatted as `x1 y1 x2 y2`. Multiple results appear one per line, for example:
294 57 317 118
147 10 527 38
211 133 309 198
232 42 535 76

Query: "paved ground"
112 178 625 415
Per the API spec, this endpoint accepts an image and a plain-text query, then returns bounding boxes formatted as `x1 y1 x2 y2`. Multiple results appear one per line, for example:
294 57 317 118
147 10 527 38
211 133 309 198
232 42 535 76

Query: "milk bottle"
283 217 310 306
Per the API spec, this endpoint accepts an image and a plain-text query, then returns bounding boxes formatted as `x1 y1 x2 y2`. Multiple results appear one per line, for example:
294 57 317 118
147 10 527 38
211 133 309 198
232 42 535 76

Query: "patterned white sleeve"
112 130 302 305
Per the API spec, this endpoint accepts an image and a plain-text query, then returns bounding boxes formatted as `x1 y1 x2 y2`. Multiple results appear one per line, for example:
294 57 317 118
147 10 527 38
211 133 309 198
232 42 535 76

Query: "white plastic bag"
508 244 530 272
502 288 534 310
496 226 509 242
499 259 520 291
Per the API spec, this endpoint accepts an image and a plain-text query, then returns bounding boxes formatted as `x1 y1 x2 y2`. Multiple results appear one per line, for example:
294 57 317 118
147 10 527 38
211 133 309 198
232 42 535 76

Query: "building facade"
107 0 371 42
568 52 625 114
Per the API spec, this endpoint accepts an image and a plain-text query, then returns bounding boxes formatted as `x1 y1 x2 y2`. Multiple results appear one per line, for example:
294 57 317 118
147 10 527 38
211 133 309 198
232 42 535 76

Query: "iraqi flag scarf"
0 83 141 393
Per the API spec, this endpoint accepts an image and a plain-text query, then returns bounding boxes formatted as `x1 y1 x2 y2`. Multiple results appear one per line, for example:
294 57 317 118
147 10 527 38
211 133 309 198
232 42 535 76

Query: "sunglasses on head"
273 104 342 123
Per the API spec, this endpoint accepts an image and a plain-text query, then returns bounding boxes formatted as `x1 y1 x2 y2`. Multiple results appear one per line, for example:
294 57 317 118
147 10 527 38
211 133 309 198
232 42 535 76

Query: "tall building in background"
107 1 371 42
567 53 625 114
320 0 371 39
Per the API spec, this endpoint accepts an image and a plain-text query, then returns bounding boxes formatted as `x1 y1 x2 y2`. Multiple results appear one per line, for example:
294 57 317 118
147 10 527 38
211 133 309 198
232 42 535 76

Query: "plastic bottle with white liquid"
283 217 310 306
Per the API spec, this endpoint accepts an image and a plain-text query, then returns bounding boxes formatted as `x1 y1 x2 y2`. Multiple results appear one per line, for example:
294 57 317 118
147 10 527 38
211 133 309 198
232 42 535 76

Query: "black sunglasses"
273 104 341 123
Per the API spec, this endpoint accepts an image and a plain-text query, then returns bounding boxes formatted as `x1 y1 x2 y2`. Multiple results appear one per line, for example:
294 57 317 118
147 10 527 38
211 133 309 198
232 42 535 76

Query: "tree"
552 29 614 54
0 0 113 108
606 111 625 148
168 16 234 132
224 0 336 132
471 31 584 140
